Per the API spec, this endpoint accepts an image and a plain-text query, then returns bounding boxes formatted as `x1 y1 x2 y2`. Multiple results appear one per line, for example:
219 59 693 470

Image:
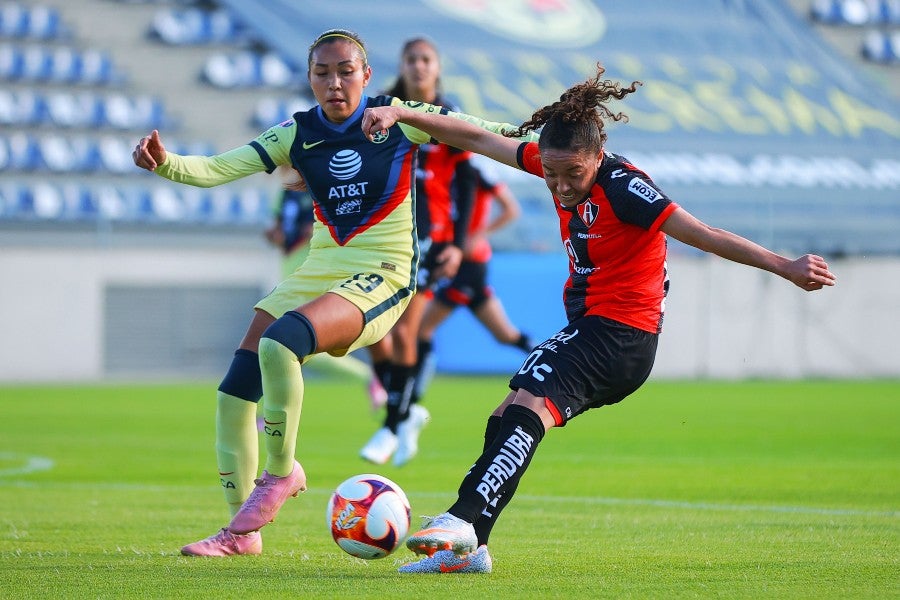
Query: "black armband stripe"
249 141 276 173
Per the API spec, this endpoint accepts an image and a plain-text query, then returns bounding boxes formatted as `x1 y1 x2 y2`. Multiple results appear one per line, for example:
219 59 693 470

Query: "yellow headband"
315 33 367 62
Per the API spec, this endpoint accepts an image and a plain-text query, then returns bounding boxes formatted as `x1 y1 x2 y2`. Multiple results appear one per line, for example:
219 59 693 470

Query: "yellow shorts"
255 249 415 357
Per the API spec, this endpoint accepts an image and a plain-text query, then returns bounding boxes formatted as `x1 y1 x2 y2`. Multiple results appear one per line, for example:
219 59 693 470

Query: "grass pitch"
0 377 897 599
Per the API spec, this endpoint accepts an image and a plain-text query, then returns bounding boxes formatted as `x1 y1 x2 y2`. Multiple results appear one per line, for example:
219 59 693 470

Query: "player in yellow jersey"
133 28 527 557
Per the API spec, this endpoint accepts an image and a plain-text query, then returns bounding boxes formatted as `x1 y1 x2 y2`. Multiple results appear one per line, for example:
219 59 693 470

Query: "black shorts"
434 260 492 310
508 315 658 425
417 240 450 290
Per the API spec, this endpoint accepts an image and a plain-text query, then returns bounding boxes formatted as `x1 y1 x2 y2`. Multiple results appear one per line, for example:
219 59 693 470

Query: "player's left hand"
434 244 463 280
785 254 836 291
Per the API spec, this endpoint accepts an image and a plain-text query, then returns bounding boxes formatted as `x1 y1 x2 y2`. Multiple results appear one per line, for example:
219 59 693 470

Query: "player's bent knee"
218 348 263 402
260 310 317 360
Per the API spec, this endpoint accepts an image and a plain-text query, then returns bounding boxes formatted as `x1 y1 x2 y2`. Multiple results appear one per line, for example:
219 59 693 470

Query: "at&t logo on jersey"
627 177 661 203
329 149 363 180
326 149 369 216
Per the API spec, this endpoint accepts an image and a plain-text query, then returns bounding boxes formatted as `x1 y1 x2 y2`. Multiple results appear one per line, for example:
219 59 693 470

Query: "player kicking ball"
361 64 836 573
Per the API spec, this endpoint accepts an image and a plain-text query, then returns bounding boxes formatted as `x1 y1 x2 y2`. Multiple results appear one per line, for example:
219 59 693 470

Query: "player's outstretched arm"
660 208 836 291
362 106 522 170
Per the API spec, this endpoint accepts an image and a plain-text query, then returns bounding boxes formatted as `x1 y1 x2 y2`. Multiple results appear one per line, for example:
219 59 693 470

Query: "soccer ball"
327 473 411 559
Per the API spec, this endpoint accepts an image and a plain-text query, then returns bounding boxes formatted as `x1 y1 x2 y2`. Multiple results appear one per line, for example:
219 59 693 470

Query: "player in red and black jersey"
362 63 836 573
414 157 535 400
361 37 477 467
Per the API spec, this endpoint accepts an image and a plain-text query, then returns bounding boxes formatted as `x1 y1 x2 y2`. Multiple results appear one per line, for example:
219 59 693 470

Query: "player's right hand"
132 129 167 171
361 107 401 141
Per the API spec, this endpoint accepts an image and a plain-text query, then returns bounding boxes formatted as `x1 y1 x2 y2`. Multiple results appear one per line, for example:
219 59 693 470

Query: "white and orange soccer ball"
326 473 411 559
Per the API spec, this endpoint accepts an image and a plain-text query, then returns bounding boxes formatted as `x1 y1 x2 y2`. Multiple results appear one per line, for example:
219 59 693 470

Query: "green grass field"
0 377 897 599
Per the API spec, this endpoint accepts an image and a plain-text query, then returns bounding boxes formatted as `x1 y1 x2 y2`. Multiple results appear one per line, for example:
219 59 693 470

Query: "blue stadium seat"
863 29 900 61
97 93 168 130
19 44 53 79
0 43 22 78
252 96 316 128
97 136 139 174
0 4 65 39
0 3 28 37
812 0 900 25
203 50 298 88
3 132 40 169
44 91 104 127
36 134 99 173
150 7 248 45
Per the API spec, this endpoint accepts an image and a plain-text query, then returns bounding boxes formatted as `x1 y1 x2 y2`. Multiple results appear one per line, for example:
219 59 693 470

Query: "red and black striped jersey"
518 142 679 334
415 96 475 246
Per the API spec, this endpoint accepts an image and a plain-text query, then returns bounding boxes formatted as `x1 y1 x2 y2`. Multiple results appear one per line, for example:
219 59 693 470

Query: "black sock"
513 332 534 353
384 364 413 433
373 359 392 389
448 405 544 524
411 339 433 399
473 415 504 545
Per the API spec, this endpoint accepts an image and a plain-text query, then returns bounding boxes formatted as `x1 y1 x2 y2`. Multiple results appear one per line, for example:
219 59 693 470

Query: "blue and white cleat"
398 545 492 574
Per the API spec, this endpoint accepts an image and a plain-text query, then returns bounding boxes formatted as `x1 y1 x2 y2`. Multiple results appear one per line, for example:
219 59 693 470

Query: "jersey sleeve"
155 119 297 187
388 98 436 145
246 119 297 172
517 141 543 176
604 170 677 231
446 110 540 141
155 144 269 187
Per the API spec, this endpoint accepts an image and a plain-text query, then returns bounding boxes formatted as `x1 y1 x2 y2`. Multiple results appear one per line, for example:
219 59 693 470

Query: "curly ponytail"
506 63 641 152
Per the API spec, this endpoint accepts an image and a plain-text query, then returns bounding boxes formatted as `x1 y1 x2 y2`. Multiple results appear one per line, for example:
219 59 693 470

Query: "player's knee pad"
261 310 317 361
218 348 263 402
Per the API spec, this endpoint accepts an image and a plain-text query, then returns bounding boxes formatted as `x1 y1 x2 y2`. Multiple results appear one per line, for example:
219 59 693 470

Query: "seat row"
0 3 66 39
203 50 300 89
0 132 214 174
0 89 172 129
862 29 900 61
251 96 316 129
812 0 900 25
149 6 250 46
0 181 271 225
0 42 123 84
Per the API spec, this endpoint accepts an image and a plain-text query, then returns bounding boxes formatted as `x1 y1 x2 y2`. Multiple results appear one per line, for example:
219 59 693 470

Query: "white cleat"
392 405 430 467
360 427 398 464
398 545 492 574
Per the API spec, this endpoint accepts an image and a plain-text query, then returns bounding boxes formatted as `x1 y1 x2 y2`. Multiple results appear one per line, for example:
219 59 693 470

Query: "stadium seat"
3 132 40 169
0 4 65 39
203 50 298 88
863 29 900 61
44 91 103 127
97 136 139 174
150 7 247 45
812 0 900 24
0 43 22 78
252 96 316 128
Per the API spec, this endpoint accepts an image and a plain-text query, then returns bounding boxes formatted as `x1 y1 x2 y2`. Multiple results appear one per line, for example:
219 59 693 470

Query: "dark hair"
507 63 641 153
307 28 368 70
384 37 440 101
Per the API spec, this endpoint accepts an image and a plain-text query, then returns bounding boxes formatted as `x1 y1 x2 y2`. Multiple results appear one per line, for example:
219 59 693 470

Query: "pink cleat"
228 460 307 534
368 376 388 411
180 528 262 556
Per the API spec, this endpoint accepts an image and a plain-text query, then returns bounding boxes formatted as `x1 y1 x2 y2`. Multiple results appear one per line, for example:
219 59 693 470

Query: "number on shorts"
341 272 384 293
518 349 553 382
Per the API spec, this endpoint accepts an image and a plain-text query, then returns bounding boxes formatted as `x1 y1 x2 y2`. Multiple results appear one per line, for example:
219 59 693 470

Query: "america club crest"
578 200 598 227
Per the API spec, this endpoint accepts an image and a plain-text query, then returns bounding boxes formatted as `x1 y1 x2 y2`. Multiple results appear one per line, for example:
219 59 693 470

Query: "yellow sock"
216 392 259 517
258 337 304 477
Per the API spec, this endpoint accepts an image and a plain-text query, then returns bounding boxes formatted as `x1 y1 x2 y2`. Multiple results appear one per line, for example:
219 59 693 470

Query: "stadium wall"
0 241 895 382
